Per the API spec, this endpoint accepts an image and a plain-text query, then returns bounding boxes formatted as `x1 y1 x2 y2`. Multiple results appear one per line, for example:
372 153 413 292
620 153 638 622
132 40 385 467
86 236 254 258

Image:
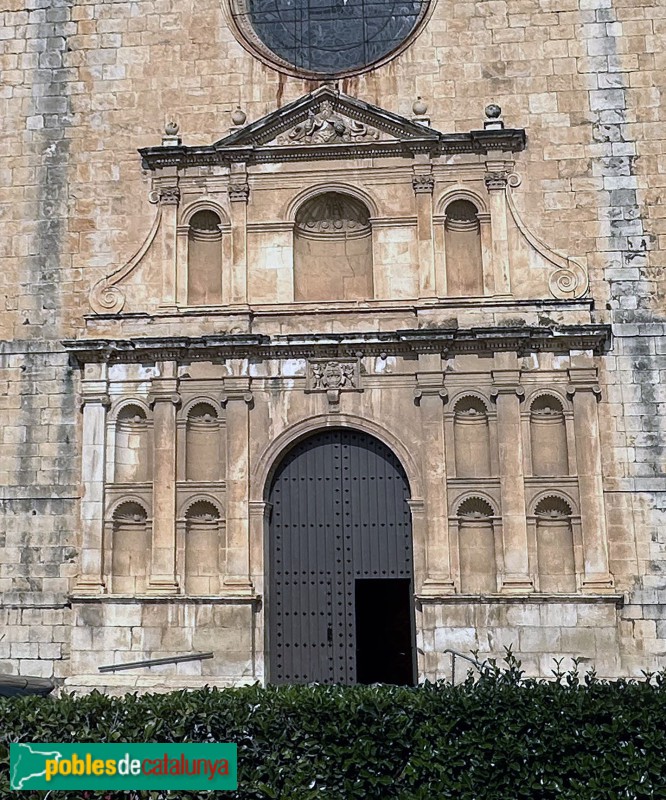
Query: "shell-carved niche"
294 192 373 301
530 395 568 477
534 496 576 593
456 497 496 594
185 403 223 482
114 404 151 483
454 396 491 478
184 500 222 594
110 501 149 594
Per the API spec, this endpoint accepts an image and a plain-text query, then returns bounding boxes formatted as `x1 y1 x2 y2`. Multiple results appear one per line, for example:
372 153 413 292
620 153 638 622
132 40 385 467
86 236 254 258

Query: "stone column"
568 368 614 590
73 367 110 594
228 165 249 305
147 361 180 594
412 162 436 298
415 358 455 595
221 378 254 594
484 165 511 296
156 176 179 310
491 367 533 592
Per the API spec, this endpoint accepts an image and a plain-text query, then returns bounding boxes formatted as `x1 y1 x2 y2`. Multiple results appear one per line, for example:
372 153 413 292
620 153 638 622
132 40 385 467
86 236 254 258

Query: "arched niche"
457 497 496 594
188 209 223 305
530 394 568 476
454 395 491 477
444 199 483 296
185 402 222 482
184 500 222 594
294 191 373 302
534 496 576 593
114 403 151 483
110 500 149 594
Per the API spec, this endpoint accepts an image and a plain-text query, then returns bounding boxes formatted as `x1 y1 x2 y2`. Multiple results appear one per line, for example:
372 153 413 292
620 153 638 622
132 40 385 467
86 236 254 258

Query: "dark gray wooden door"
268 429 414 685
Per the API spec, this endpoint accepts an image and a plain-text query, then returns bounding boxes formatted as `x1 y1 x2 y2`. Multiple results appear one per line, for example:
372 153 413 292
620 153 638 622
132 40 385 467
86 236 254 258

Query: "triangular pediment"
138 87 525 170
214 86 442 149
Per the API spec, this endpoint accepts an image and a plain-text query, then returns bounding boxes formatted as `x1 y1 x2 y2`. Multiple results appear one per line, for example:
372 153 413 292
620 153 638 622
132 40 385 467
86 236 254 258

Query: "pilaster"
220 378 254 595
147 361 180 595
414 357 455 594
73 368 110 594
412 157 436 298
228 163 249 305
491 366 533 592
568 368 614 591
484 158 512 296
155 172 180 310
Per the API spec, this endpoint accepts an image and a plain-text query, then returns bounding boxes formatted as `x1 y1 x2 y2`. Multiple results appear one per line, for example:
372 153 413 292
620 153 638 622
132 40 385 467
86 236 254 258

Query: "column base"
420 577 457 597
582 573 615 592
146 578 180 596
72 576 106 595
500 576 534 594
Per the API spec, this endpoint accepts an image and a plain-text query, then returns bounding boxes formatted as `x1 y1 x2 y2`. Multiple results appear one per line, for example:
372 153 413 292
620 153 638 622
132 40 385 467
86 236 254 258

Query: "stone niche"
293 191 373 302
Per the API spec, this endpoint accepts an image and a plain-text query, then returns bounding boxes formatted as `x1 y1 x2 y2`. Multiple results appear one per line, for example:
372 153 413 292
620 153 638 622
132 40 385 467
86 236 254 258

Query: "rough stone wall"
1 0 665 682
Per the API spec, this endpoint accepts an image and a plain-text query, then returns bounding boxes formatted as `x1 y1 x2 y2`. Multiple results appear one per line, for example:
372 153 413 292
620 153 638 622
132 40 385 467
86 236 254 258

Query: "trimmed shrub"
1 656 666 799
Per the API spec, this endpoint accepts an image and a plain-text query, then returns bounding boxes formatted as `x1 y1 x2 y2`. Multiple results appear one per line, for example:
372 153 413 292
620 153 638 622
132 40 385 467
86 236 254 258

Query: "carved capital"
490 385 525 400
413 386 447 405
228 183 250 202
566 383 602 400
158 186 180 205
484 171 508 191
80 393 110 411
412 174 435 194
148 392 181 408
81 380 111 408
220 391 254 406
567 368 602 400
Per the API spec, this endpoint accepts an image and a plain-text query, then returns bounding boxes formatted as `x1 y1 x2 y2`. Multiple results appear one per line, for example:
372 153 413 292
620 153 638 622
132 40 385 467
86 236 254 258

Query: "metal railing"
442 649 484 685
98 652 213 673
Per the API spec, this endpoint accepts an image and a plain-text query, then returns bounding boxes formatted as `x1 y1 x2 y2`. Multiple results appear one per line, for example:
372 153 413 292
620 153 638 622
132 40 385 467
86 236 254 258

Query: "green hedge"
1 656 666 799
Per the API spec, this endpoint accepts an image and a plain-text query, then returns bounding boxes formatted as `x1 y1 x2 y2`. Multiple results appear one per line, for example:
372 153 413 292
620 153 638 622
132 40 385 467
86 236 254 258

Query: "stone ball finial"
232 106 247 126
165 120 179 136
412 96 428 116
485 103 502 120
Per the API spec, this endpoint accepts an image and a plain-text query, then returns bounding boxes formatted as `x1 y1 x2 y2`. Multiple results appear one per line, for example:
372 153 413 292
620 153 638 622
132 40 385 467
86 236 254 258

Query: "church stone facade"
1 0 665 692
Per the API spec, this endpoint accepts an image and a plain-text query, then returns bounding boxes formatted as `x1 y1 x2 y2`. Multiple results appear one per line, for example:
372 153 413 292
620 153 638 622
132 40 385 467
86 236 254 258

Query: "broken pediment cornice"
139 86 526 171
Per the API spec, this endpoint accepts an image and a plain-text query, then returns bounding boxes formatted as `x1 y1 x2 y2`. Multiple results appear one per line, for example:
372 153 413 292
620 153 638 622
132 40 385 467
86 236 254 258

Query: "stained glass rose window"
229 0 430 77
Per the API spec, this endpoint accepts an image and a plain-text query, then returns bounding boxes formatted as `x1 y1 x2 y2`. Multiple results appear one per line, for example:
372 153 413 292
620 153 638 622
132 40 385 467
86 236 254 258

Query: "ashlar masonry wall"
0 0 665 685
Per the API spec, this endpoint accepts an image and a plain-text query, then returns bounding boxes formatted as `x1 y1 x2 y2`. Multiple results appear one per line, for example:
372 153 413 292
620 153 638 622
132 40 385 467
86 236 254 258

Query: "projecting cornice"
63 325 611 364
139 86 526 170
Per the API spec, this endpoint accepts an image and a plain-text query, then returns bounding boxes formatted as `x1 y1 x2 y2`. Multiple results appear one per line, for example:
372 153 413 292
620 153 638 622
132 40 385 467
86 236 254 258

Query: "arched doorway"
268 428 415 685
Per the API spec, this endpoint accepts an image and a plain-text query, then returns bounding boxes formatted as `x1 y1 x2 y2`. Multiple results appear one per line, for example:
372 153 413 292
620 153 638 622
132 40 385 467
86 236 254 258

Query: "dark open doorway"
355 578 415 686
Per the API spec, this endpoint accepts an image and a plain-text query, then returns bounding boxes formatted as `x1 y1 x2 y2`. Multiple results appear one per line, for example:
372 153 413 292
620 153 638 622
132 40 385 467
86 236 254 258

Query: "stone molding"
63 325 612 365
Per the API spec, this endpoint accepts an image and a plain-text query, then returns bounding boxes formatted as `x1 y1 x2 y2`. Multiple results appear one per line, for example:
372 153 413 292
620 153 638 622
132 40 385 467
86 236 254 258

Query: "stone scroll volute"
89 187 173 315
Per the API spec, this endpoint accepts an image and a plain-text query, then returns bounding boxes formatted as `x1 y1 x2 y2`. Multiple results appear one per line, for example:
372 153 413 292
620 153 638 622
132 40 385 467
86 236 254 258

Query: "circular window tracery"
228 0 431 78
